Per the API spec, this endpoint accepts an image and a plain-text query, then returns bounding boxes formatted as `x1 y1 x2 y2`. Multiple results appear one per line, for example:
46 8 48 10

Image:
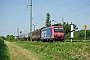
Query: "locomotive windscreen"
54 28 64 32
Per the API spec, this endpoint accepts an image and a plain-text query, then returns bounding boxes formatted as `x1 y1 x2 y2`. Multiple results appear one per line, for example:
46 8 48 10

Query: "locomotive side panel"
41 28 52 39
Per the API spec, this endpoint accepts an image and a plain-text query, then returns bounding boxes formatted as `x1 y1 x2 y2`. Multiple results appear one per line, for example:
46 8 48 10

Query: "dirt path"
5 41 40 60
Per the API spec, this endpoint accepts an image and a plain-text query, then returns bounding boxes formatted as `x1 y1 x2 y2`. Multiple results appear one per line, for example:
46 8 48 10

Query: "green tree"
65 29 90 40
46 13 51 27
6 35 15 41
0 36 6 40
63 22 78 35
74 30 90 40
59 22 78 40
86 30 90 39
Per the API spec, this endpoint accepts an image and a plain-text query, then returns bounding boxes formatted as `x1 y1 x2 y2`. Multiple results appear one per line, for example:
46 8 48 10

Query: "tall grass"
0 38 10 60
12 41 90 60
0 38 4 48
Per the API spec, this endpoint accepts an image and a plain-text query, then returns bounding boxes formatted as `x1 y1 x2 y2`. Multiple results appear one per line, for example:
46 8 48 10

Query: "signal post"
84 25 87 41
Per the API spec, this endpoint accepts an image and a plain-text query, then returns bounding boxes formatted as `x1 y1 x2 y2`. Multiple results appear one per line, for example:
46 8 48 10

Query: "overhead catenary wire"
70 13 90 21
55 3 90 20
63 3 90 16
64 10 90 20
32 1 90 30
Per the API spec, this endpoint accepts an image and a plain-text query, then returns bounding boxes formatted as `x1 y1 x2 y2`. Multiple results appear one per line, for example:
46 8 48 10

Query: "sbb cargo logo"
41 31 46 37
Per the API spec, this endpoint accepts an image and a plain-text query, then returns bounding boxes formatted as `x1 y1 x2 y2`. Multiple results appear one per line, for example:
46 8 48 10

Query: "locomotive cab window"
54 28 64 32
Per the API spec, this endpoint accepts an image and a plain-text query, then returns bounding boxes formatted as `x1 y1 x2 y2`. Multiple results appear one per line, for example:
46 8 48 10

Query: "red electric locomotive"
41 26 64 41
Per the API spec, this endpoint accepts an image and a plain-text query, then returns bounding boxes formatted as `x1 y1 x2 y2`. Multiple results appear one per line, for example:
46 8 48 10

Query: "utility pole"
83 25 87 42
30 0 32 41
62 17 64 25
17 25 19 38
14 30 15 36
33 24 36 31
27 0 32 41
84 29 86 40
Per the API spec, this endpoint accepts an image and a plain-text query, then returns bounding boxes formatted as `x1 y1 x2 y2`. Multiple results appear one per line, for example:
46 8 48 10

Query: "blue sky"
0 0 90 36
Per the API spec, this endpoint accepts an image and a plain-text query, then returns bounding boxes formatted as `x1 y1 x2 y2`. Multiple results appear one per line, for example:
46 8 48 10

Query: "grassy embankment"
0 38 10 60
12 41 90 60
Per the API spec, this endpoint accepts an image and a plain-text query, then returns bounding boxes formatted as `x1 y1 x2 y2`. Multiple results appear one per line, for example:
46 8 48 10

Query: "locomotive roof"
41 26 64 31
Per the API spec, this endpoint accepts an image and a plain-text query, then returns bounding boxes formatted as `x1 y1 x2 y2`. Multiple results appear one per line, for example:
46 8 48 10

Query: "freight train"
28 26 64 41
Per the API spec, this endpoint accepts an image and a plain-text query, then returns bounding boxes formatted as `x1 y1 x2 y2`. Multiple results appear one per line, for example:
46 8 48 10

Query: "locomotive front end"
52 26 64 41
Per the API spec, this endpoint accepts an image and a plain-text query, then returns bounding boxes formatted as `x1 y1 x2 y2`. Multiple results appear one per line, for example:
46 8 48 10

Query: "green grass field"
12 41 90 60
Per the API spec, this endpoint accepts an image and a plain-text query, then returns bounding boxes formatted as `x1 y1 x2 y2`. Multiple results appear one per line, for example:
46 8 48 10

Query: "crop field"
11 41 90 60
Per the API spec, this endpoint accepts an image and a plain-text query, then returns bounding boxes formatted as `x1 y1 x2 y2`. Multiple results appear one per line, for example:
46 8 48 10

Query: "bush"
0 37 4 48
0 36 10 60
6 35 16 42
65 30 90 40
0 44 10 60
